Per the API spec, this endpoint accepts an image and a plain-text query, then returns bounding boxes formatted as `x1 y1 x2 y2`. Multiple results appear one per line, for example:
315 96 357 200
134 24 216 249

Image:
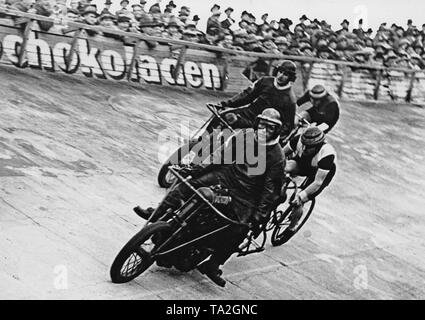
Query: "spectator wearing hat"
165 0 176 13
397 37 411 52
131 3 146 21
99 12 116 28
410 53 424 69
276 18 292 37
384 50 400 67
344 42 358 61
162 9 173 22
178 6 190 27
78 5 99 36
192 15 200 27
294 24 307 39
28 0 56 32
221 7 235 30
232 21 249 41
239 10 249 23
139 15 163 48
181 28 199 43
300 43 314 57
185 20 202 34
314 35 328 48
97 13 122 39
365 28 373 38
419 24 425 39
259 13 269 29
204 27 222 46
269 20 279 32
116 15 132 33
164 20 182 40
207 4 223 36
247 13 257 24
81 5 98 26
261 35 280 54
393 26 405 40
353 19 365 38
76 0 93 14
68 0 80 11
295 14 309 30
116 0 131 19
405 19 416 36
217 32 237 49
336 19 350 35
412 42 424 56
139 15 163 36
101 0 113 16
258 22 272 38
148 3 163 24
178 6 190 16
232 29 248 49
352 49 372 66
65 8 80 22
274 36 290 54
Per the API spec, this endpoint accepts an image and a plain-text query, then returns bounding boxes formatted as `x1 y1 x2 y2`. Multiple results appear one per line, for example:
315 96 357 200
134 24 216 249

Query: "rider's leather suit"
222 76 297 138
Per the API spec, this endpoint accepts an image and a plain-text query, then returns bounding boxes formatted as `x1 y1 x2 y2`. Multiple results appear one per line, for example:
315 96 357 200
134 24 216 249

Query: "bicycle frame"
186 103 243 142
280 114 311 147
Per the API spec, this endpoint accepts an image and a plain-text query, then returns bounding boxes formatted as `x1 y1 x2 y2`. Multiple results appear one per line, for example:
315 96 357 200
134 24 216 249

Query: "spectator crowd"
0 0 425 70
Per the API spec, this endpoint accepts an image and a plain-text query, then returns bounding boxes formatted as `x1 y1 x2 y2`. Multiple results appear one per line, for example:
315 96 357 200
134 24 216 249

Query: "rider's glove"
217 101 229 110
292 191 308 206
179 164 206 179
224 112 238 125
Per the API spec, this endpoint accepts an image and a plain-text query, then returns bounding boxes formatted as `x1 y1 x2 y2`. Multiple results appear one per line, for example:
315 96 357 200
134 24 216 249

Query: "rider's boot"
288 204 304 232
197 258 226 287
133 206 154 220
134 196 181 222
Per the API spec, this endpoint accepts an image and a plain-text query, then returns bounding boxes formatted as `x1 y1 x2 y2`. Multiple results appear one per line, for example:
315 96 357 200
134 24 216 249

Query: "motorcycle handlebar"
168 166 249 227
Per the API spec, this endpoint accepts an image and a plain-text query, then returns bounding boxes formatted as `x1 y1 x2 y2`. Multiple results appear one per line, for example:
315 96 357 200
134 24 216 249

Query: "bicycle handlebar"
296 112 311 127
205 103 236 134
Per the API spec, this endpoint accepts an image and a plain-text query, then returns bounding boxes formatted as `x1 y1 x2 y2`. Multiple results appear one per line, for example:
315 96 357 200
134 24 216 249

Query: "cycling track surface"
0 65 424 299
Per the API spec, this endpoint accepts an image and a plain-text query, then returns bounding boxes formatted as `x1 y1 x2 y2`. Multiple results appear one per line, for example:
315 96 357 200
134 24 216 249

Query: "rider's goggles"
257 121 277 130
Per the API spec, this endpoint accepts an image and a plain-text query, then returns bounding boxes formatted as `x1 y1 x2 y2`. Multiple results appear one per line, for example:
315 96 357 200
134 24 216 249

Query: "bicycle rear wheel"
270 199 315 247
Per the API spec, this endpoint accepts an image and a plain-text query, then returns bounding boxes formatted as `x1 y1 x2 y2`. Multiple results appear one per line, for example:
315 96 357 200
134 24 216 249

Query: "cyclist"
295 84 340 134
281 126 337 234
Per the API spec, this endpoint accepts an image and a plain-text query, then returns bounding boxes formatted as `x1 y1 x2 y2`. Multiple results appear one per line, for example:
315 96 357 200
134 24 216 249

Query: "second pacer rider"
218 60 298 141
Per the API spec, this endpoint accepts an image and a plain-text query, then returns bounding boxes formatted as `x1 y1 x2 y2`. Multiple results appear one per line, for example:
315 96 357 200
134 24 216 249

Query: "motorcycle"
157 103 247 188
110 167 266 284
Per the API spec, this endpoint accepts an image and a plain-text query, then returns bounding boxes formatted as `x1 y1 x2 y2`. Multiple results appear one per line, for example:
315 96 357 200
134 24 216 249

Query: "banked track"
1 65 425 299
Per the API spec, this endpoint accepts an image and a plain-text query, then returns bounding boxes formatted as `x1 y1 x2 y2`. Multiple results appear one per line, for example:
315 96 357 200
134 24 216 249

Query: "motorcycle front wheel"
110 222 171 283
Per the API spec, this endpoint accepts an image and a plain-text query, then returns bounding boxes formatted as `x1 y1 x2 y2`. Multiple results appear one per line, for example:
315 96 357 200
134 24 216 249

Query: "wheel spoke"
165 171 177 184
181 151 196 165
121 252 142 277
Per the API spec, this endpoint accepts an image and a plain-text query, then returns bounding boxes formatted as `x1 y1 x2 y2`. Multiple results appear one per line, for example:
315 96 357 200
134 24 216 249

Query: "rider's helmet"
309 84 328 100
301 126 325 149
274 60 297 82
255 108 283 141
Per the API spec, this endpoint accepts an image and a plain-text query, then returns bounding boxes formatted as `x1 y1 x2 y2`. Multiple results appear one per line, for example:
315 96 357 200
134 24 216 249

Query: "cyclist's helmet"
301 126 325 147
275 60 297 82
309 84 328 100
255 108 283 140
